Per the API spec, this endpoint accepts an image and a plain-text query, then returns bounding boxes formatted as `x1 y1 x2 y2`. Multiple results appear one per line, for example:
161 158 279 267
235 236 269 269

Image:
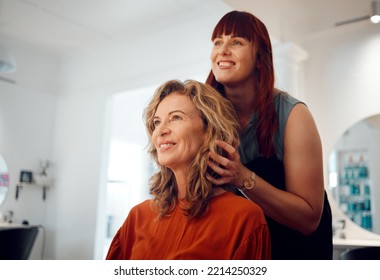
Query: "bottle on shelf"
358 154 368 178
344 155 354 180
338 151 374 233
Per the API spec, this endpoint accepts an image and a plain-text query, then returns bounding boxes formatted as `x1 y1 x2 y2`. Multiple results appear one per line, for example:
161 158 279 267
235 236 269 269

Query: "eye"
170 115 183 121
153 119 161 128
232 40 243 46
213 39 223 47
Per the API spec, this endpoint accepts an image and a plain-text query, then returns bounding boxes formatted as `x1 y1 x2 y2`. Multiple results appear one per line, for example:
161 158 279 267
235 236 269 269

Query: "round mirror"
328 114 380 234
0 154 9 206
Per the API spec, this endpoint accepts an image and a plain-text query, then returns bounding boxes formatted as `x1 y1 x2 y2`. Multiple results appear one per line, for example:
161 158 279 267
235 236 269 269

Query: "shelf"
16 182 50 201
333 238 380 248
334 149 373 231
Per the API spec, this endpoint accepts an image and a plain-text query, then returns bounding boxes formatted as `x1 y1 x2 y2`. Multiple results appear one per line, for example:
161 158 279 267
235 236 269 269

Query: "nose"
157 123 170 137
218 43 231 56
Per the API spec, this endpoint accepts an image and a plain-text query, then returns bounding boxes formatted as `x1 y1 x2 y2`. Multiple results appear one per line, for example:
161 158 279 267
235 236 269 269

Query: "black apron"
244 156 333 260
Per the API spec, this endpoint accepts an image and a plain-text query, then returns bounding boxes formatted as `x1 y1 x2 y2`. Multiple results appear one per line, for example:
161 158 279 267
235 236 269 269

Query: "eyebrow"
169 110 186 115
153 110 186 119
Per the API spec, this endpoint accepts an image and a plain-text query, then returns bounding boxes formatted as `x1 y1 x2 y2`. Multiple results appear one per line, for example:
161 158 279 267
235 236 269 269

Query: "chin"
215 76 236 85
158 159 174 168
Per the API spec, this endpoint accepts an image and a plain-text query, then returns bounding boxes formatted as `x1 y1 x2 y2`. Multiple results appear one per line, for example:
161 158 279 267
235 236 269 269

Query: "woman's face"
210 34 257 87
152 92 206 173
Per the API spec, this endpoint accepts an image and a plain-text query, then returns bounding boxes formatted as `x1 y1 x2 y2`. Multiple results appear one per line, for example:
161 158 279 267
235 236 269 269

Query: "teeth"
159 143 174 149
219 61 234 67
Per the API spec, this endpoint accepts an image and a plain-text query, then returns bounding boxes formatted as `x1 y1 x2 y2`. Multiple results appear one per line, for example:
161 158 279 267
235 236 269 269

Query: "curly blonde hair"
144 80 240 219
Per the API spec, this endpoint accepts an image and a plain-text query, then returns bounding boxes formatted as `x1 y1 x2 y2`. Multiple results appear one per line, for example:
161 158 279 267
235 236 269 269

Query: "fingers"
206 160 234 183
207 140 239 186
206 174 232 186
207 152 235 186
207 140 247 187
208 157 228 177
215 140 237 158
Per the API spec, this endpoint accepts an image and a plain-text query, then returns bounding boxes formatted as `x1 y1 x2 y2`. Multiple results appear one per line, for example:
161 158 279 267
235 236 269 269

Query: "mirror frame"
0 154 9 207
328 114 380 234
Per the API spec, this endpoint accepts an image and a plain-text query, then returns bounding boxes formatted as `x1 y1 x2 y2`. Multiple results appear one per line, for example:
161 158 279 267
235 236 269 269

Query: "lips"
157 142 176 151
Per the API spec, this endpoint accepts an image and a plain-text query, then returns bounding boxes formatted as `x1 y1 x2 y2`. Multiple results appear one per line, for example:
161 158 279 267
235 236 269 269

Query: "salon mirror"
328 114 380 234
0 154 9 206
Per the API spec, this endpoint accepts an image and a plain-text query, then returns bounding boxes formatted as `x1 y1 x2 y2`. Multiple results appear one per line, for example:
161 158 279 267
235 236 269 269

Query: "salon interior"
0 0 380 260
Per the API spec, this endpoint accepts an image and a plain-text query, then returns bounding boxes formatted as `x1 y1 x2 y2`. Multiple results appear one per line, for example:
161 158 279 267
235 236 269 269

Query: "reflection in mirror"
0 154 9 206
329 114 380 234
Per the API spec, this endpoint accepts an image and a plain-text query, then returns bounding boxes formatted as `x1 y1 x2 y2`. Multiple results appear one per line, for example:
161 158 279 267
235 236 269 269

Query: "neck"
224 85 256 132
176 180 226 200
224 83 257 115
175 175 187 200
174 167 198 200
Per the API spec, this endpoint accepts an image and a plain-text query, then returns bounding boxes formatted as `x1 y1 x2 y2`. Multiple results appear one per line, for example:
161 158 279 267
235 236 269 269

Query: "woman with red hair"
206 10 333 260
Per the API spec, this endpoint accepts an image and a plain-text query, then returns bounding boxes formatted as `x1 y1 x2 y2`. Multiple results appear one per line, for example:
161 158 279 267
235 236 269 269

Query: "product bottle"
358 154 368 178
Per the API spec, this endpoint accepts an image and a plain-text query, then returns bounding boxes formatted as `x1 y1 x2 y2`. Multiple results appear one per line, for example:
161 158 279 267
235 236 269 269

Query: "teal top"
239 91 303 162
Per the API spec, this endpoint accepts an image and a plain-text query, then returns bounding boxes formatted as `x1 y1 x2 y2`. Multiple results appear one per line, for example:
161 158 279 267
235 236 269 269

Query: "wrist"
239 171 256 191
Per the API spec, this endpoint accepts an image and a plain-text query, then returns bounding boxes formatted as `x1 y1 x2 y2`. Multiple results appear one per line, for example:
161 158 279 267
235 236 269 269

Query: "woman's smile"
157 142 176 152
218 60 236 68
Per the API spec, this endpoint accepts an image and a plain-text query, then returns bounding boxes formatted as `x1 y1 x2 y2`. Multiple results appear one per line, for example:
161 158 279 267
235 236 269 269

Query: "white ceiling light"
336 0 380 26
0 45 17 73
371 0 380 23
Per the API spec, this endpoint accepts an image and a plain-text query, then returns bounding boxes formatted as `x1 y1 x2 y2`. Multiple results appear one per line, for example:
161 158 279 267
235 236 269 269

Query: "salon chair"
0 226 39 259
340 246 380 260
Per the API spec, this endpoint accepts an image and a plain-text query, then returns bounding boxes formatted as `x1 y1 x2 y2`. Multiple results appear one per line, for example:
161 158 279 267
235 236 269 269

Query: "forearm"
240 174 323 235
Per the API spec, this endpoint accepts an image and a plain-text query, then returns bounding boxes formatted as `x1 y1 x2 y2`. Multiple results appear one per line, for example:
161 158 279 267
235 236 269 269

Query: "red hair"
206 11 278 157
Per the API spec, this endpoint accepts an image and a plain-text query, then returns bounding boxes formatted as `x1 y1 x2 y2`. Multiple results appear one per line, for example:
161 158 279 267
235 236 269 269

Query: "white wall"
298 20 380 240
0 82 56 219
0 41 59 259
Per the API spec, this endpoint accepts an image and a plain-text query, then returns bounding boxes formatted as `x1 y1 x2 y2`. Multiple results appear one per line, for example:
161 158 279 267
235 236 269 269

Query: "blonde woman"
106 80 270 260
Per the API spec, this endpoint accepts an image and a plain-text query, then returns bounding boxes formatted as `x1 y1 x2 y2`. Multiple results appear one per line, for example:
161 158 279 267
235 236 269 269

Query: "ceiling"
0 0 377 57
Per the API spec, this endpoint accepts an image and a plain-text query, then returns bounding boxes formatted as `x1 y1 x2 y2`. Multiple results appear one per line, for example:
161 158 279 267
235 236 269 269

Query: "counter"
0 222 44 259
334 238 380 248
333 238 380 259
0 222 28 228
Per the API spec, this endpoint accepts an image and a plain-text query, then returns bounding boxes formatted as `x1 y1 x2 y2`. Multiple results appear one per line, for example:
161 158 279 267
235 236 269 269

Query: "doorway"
102 85 156 257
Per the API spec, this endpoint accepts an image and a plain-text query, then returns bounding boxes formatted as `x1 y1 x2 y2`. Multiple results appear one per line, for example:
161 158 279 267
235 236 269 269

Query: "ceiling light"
370 0 380 23
0 45 17 73
0 0 17 73
335 0 380 26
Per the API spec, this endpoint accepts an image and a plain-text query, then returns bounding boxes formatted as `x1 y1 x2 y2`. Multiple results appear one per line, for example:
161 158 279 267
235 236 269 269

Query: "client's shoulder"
213 191 263 213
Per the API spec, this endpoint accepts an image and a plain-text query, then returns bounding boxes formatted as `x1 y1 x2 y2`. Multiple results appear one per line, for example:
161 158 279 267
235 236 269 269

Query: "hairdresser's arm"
207 104 324 235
